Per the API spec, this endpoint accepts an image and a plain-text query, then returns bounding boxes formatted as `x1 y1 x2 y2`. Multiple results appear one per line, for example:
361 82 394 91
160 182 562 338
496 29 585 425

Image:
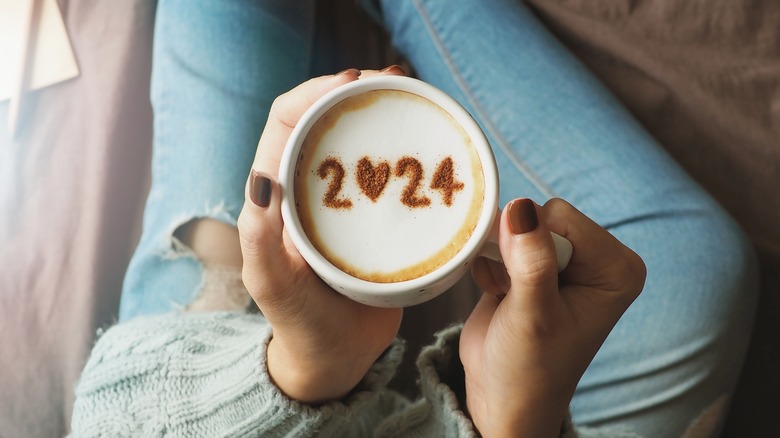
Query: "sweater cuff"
416 324 475 434
374 324 477 437
71 312 406 437
408 324 580 438
242 315 407 435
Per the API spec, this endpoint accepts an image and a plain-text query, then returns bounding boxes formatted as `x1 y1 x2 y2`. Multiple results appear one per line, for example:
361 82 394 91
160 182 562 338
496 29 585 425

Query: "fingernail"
249 170 272 208
336 68 361 77
508 199 538 235
380 64 406 75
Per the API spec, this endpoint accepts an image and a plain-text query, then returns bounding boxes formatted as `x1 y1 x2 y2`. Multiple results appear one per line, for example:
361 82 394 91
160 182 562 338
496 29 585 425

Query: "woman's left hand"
237 68 406 405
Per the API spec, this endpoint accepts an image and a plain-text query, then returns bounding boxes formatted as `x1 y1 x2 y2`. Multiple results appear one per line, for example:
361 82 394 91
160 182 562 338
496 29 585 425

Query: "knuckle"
236 209 269 256
625 250 647 296
544 197 574 217
609 249 646 302
269 94 297 130
510 248 556 288
240 248 291 306
502 311 555 345
246 265 303 315
235 208 302 317
544 197 568 211
235 209 256 239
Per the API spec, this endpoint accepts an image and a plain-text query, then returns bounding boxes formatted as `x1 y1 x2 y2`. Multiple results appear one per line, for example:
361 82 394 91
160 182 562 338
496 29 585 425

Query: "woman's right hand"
463 198 646 437
237 68 406 405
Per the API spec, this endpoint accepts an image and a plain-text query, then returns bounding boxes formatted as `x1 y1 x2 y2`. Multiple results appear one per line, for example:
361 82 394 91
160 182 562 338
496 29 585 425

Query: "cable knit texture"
70 312 640 437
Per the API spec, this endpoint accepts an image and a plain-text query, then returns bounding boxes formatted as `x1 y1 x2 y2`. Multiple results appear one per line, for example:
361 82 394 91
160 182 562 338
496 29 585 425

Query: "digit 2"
317 157 352 209
395 156 431 208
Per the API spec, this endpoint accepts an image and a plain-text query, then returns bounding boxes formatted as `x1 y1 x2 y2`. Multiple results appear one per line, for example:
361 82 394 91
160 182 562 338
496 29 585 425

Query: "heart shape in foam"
356 157 391 202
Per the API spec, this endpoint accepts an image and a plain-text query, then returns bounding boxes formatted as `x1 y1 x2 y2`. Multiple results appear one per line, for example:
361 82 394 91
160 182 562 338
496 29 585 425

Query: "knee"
693 211 759 316
573 208 759 436
658 207 760 365
174 218 243 268
622 204 759 341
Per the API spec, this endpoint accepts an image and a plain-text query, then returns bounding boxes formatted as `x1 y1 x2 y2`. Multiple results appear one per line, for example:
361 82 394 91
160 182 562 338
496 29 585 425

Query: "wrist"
477 414 565 438
266 336 374 404
471 394 570 438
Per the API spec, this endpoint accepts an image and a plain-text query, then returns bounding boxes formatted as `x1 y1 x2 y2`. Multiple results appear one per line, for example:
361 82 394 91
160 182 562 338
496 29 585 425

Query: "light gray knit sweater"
69 312 641 437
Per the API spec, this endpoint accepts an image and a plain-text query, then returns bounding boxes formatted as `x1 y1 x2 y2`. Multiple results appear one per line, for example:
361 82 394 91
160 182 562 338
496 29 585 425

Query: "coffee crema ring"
294 89 486 284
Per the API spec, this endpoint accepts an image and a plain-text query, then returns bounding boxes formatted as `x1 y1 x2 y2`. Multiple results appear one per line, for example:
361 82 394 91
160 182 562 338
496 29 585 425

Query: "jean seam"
412 0 557 200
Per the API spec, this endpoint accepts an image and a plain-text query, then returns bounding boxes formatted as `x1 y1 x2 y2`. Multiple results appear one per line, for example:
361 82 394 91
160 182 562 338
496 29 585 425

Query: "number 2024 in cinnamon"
316 155 465 209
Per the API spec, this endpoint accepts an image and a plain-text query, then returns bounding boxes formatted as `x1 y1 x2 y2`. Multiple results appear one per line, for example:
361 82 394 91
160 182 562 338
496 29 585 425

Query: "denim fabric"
119 0 314 319
121 0 758 435
379 1 757 435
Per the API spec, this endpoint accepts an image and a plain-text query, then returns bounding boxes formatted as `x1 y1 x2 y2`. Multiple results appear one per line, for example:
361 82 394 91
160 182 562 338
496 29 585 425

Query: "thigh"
119 0 315 320
377 0 758 435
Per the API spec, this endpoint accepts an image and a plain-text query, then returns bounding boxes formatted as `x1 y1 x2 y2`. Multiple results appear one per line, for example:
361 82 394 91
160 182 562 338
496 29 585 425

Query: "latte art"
312 155 465 209
294 89 485 283
356 157 390 202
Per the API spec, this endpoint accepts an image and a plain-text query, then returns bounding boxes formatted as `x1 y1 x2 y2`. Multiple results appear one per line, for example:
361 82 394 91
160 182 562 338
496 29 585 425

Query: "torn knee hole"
172 218 242 267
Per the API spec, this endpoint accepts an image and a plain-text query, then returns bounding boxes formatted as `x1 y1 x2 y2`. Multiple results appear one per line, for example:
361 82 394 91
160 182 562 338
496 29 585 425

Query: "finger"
486 258 511 294
472 257 506 296
253 69 362 178
500 198 559 312
460 292 500 366
543 198 646 296
237 171 289 297
359 64 406 78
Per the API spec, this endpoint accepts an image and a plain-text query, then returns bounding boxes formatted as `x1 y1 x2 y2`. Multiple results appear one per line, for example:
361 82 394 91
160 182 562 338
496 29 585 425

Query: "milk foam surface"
296 90 484 282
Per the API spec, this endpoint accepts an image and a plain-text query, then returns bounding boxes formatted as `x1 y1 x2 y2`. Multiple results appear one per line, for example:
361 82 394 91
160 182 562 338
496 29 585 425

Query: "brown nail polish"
336 68 361 77
249 170 272 208
380 64 406 75
508 199 538 235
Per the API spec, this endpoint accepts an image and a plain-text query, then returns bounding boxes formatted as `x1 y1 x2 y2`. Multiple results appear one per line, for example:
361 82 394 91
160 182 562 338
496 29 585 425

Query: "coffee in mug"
294 88 485 284
279 76 571 307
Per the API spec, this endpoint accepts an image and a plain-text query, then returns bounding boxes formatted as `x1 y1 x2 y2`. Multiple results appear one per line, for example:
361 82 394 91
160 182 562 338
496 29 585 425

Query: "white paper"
0 0 79 101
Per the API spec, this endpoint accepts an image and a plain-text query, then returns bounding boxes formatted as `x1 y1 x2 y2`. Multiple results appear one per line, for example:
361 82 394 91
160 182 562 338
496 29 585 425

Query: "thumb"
237 170 290 297
499 199 559 312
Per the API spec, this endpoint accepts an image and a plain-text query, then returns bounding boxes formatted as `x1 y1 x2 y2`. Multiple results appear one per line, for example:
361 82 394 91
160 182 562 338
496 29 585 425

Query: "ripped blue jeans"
120 0 758 436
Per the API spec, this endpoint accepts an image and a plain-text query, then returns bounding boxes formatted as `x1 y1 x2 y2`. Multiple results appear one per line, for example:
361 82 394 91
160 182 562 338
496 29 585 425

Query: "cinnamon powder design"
395 156 431 208
430 156 464 206
317 157 352 209
356 157 391 202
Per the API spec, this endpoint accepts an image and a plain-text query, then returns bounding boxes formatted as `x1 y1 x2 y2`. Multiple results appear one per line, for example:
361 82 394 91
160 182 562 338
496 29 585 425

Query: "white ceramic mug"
279 76 571 307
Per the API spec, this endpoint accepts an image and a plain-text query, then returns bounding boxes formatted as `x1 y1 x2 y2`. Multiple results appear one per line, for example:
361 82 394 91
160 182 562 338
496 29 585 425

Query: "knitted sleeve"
70 313 642 437
69 312 408 437
374 325 643 438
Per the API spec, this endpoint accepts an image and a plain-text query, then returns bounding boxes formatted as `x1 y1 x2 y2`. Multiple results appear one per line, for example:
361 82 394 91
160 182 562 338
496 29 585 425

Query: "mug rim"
279 76 498 302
